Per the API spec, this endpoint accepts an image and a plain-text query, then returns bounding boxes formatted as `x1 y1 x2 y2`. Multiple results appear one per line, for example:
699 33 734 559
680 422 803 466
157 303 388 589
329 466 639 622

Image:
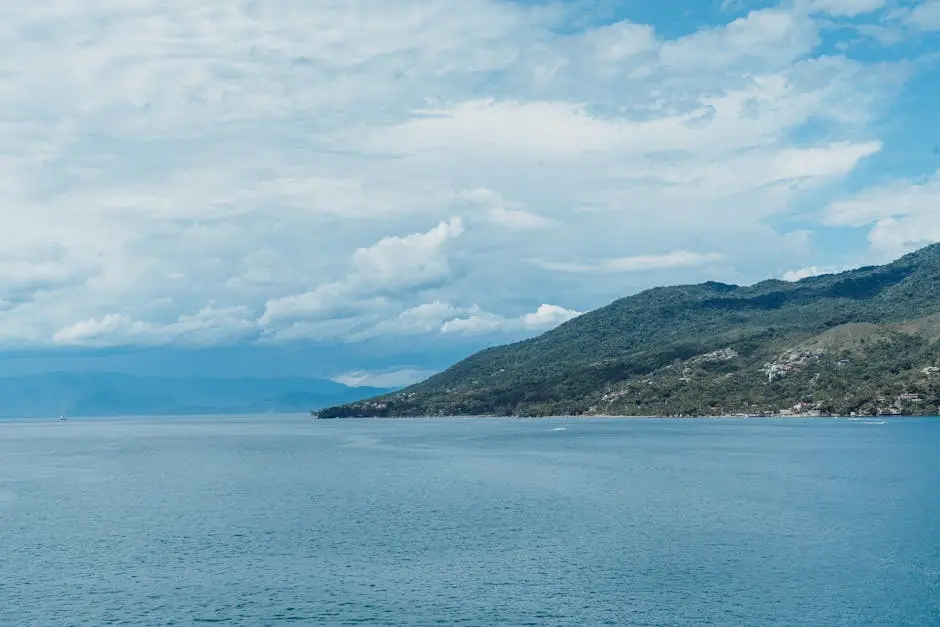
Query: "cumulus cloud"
348 301 469 341
264 297 580 343
822 170 940 258
0 0 930 357
257 221 583 343
522 304 585 329
351 218 465 288
53 314 135 345
441 304 582 336
260 218 464 327
332 368 437 388
781 266 833 281
440 313 513 336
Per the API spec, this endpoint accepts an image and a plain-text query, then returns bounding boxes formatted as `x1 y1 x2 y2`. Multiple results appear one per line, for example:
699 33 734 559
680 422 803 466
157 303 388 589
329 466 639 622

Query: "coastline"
312 412 933 420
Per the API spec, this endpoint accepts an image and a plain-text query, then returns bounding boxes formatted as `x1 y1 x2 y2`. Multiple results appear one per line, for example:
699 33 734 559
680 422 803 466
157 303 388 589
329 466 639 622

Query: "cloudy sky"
1 0 939 385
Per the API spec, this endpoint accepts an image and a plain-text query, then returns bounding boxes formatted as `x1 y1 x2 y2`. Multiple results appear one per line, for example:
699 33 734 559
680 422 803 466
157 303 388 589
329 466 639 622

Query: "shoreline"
313 413 934 420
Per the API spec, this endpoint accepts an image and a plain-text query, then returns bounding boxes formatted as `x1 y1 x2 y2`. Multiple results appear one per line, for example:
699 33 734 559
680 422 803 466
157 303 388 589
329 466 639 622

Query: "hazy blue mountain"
0 373 391 418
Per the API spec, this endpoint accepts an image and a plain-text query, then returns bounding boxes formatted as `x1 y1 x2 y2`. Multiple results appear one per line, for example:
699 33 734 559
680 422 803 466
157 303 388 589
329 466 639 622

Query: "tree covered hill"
318 244 940 418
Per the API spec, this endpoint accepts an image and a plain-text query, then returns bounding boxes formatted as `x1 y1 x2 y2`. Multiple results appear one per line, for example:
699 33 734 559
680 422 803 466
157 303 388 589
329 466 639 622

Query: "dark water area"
1 415 938 625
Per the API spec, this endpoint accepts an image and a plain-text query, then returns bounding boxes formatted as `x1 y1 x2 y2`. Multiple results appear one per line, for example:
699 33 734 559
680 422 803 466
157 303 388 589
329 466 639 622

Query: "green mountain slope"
318 244 940 418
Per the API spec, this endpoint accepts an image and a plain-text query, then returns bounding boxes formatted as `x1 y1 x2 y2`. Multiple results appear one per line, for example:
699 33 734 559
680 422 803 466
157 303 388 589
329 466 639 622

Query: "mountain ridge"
0 373 392 418
318 244 940 418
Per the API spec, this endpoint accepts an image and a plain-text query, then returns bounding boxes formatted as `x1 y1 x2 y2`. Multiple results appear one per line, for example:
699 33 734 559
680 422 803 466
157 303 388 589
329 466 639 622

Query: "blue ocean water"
1 415 938 626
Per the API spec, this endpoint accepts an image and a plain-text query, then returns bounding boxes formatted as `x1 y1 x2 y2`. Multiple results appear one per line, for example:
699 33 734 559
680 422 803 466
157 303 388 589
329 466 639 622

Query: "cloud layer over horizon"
1 0 939 376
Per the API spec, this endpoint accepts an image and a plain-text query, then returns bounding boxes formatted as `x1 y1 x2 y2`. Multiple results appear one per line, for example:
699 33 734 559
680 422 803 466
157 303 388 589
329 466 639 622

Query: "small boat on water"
58 415 68 421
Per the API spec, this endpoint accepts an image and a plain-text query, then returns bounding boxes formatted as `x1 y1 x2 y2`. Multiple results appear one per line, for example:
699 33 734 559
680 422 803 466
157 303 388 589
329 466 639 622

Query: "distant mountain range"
0 373 391 418
319 243 940 418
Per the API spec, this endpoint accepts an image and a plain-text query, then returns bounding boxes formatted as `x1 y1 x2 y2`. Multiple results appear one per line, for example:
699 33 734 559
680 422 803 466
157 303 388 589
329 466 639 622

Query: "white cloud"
441 303 581 335
332 368 436 388
773 141 882 181
486 205 556 230
265 296 580 343
53 314 134 345
0 248 93 301
781 266 834 281
822 170 940 258
659 9 818 71
455 187 555 230
260 218 463 327
441 312 514 335
867 216 940 258
584 21 657 63
803 0 886 18
349 301 468 340
350 217 465 288
534 251 725 274
355 99 631 160
0 0 927 355
53 305 256 347
522 304 584 329
908 0 940 30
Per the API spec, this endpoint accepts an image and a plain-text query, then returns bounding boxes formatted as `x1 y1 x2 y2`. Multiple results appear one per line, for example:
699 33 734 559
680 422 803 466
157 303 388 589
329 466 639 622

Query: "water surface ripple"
1 416 938 625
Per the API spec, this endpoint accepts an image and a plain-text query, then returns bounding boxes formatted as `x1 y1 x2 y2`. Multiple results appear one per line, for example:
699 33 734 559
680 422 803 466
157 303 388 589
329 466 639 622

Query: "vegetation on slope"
318 244 940 418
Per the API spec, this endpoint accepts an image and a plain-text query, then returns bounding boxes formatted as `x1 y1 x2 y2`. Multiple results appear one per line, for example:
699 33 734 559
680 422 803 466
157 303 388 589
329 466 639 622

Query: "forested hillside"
319 244 940 418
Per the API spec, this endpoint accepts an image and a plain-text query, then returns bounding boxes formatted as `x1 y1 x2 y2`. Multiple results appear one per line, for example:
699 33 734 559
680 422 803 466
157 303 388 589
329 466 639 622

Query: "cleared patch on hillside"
794 323 899 355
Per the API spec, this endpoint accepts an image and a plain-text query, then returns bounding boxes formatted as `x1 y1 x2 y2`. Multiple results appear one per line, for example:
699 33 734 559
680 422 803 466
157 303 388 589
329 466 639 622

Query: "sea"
1 415 938 626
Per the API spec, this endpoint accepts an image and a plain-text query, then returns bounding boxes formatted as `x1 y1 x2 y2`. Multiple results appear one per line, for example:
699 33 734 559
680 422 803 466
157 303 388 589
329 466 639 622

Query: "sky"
1 0 939 386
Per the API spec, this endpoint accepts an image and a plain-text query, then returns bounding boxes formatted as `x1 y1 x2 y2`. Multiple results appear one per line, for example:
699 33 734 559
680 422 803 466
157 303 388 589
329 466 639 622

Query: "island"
317 244 940 418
